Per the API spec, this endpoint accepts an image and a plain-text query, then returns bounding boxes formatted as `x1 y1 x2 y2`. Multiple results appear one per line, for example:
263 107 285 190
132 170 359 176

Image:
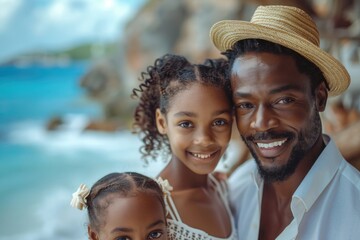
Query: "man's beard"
242 113 321 183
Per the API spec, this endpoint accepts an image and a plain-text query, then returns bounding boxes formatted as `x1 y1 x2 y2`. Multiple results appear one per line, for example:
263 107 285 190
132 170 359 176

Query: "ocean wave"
6 114 142 158
0 188 88 240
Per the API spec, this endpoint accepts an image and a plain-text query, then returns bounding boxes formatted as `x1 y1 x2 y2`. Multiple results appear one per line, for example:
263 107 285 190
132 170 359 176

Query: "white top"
229 135 360 240
159 175 238 240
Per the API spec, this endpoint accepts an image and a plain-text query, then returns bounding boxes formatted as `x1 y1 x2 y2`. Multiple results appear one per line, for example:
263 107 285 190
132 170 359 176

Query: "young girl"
70 172 168 240
132 54 237 239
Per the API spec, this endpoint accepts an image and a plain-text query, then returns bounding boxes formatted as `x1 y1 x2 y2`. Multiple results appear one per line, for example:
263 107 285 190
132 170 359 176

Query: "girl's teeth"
193 153 211 159
257 139 286 149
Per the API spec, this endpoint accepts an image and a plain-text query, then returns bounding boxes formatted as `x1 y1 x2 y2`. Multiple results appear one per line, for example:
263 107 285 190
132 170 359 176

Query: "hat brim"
210 20 350 96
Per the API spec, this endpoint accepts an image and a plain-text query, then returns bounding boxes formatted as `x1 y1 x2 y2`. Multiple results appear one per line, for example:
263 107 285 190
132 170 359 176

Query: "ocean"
0 62 166 239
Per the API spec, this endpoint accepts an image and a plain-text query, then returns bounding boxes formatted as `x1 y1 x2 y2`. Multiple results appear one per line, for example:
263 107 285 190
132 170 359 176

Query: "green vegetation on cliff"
2 42 118 65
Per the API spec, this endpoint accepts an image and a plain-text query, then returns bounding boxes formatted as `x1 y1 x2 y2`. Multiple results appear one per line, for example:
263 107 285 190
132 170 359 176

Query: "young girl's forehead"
98 193 167 239
95 192 126 207
96 190 164 213
108 192 166 218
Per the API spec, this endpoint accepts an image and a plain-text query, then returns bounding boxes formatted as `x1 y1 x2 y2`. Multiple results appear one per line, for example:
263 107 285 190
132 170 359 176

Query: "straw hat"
210 5 350 96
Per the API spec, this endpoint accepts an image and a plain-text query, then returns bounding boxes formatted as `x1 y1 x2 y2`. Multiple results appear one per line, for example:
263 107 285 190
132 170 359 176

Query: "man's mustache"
245 131 294 141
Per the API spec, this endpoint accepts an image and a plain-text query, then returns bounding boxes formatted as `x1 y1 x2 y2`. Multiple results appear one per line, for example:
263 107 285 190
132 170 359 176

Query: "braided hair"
86 172 165 232
132 54 232 163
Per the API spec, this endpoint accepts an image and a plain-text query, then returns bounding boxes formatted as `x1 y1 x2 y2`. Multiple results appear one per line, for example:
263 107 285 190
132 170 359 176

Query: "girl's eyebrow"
111 220 165 233
174 111 196 117
147 219 166 229
213 109 232 116
174 109 232 118
111 227 133 233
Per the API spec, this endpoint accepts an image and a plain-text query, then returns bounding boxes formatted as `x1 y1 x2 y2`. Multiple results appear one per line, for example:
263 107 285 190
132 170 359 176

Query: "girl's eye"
213 119 227 126
178 121 193 128
116 236 131 240
148 231 163 239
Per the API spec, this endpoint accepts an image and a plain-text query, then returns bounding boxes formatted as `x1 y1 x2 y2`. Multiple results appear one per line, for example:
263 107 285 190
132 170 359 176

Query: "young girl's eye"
213 119 227 126
148 230 163 239
115 236 131 240
178 121 193 128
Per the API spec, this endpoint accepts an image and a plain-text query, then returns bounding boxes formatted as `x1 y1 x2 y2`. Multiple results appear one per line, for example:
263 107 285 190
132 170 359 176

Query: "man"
210 5 360 240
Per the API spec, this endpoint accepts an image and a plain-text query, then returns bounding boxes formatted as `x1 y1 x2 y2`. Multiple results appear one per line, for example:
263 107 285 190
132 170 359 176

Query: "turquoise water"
0 63 165 239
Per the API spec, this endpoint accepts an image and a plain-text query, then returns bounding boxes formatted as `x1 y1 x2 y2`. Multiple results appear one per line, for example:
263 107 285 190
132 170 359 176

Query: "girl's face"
89 192 167 240
156 82 233 175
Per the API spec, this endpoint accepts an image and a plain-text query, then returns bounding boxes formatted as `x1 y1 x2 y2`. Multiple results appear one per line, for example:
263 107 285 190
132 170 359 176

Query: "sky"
0 0 146 62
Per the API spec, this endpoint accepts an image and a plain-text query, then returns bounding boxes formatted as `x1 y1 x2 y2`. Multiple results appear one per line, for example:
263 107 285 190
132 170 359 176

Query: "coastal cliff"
80 0 249 131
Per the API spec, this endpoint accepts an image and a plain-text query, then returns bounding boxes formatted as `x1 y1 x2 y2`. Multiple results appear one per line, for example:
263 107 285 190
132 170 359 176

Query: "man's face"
231 52 326 182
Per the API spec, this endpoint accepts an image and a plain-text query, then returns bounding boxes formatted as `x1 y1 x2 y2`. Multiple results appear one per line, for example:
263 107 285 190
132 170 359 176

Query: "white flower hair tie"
155 177 173 216
70 183 90 210
155 177 173 196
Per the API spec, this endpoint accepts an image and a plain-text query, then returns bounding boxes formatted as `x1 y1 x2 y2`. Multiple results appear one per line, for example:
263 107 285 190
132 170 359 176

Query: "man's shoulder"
340 160 360 191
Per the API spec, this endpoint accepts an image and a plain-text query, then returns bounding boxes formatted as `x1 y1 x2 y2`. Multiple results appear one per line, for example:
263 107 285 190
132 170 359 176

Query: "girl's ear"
88 225 99 240
315 82 328 112
156 108 167 135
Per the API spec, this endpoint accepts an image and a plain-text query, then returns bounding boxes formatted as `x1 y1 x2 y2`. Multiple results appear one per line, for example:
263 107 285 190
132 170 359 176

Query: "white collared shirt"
229 135 360 240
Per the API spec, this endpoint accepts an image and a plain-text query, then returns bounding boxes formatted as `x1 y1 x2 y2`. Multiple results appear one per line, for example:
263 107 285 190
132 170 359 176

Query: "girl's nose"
193 127 214 146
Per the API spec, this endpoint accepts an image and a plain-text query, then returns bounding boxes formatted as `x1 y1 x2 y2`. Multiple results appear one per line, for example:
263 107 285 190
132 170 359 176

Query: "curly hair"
86 172 165 232
222 39 328 95
132 54 232 163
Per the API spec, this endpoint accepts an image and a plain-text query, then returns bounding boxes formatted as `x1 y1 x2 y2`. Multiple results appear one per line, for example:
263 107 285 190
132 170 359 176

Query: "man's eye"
179 121 193 128
148 231 163 239
277 97 294 104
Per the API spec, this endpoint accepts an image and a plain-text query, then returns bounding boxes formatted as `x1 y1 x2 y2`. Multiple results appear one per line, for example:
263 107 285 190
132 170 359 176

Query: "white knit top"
157 175 238 240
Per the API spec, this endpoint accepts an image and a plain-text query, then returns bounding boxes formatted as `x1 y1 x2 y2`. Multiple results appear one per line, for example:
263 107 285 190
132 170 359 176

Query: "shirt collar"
293 135 342 212
250 135 343 211
251 163 262 190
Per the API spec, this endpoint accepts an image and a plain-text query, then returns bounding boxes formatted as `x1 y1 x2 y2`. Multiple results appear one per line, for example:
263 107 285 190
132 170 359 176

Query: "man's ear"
315 82 328 112
156 108 167 134
88 225 99 240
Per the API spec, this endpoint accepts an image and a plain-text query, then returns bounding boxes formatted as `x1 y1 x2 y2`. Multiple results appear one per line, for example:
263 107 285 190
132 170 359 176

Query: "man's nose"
250 105 279 131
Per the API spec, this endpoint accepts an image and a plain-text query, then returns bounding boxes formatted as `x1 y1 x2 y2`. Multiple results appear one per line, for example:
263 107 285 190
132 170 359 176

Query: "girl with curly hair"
132 54 237 240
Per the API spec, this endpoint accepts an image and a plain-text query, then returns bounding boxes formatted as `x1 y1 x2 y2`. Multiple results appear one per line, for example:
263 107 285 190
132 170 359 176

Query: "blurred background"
0 0 359 239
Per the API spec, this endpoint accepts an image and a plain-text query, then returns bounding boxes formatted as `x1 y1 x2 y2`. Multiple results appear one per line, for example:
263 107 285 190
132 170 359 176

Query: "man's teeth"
192 153 211 159
257 139 286 149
